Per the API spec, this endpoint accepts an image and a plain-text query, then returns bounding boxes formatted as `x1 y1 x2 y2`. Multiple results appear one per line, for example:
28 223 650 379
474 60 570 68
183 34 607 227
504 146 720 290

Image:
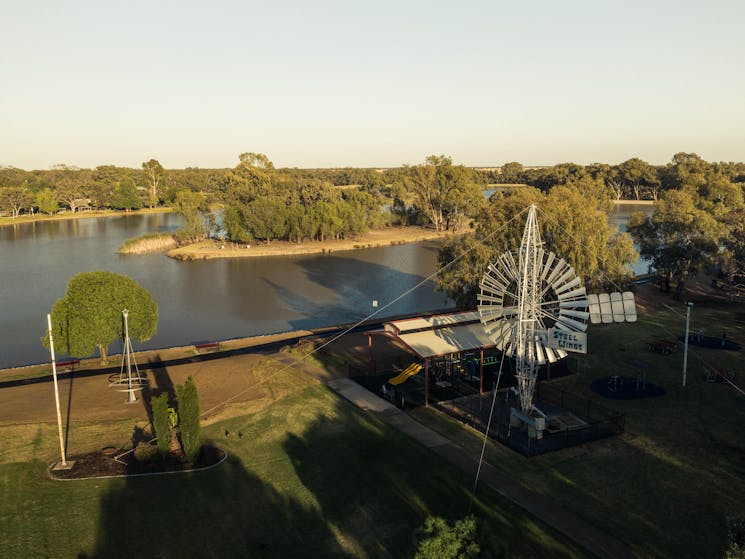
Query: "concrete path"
327 378 637 559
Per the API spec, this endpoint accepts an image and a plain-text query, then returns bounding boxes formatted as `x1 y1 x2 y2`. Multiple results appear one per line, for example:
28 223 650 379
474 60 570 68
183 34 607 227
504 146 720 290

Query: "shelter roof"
380 311 502 359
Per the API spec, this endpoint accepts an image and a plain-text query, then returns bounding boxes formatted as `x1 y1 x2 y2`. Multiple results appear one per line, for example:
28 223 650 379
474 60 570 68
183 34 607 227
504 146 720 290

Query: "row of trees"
435 152 745 306
6 152 742 218
479 154 745 201
0 161 168 216
436 180 636 308
215 153 388 244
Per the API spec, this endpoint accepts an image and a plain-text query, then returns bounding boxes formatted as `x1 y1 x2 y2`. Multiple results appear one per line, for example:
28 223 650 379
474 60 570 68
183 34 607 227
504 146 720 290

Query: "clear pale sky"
1 0 743 169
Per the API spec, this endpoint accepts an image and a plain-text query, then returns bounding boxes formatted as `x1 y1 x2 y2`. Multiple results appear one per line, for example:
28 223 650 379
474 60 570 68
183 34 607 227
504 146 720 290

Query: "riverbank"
613 199 655 205
167 226 451 260
0 207 172 228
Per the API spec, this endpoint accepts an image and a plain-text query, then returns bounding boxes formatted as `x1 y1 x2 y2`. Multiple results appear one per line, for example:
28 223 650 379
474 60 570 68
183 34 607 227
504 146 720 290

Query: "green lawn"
0 381 589 558
411 301 745 559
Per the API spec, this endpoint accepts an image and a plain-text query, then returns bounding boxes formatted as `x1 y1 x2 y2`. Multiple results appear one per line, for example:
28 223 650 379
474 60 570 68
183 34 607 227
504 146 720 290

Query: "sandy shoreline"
0 207 172 228
167 226 451 260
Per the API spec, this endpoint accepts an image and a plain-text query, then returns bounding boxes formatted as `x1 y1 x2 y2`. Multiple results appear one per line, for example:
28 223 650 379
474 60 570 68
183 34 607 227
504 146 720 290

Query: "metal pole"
682 302 693 387
123 309 137 403
47 314 67 467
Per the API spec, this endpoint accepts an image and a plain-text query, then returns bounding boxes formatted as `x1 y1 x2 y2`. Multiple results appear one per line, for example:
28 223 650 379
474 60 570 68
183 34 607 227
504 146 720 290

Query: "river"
0 203 651 368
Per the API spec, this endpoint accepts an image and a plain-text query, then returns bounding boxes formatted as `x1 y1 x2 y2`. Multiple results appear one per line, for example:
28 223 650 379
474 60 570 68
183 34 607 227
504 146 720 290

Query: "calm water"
0 214 449 368
610 202 654 275
0 204 651 368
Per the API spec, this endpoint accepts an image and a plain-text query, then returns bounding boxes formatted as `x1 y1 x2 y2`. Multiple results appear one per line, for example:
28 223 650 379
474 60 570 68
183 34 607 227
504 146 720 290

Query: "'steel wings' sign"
546 328 587 354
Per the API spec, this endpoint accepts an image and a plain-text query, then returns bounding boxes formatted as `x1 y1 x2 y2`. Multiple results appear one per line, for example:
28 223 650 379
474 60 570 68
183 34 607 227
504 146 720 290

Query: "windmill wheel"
477 248 590 366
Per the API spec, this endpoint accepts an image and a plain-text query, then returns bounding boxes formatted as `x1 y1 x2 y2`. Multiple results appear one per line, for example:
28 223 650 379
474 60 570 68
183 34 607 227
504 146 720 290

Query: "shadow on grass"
79 451 350 559
282 397 585 558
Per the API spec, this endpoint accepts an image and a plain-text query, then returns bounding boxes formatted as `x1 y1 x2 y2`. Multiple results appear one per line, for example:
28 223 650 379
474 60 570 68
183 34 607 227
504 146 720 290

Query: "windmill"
477 205 592 436
108 309 148 404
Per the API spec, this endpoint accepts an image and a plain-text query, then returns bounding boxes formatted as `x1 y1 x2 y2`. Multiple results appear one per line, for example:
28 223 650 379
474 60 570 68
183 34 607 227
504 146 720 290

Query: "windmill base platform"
435 383 624 457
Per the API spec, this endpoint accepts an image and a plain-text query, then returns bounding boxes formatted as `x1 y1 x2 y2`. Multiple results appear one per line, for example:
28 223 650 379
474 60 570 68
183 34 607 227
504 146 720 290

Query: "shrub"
176 376 201 463
133 442 157 463
414 515 480 559
726 517 745 559
151 393 170 458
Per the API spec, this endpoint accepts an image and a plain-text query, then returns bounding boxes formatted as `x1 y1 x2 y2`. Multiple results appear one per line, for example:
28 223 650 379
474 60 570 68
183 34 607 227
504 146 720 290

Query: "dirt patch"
50 444 225 480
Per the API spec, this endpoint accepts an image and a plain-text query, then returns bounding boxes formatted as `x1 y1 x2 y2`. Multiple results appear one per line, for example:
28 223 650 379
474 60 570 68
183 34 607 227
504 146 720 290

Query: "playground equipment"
388 363 422 385
108 309 148 403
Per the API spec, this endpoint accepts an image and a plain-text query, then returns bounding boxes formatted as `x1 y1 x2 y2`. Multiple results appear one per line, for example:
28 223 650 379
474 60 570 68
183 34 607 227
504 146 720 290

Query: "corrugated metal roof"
387 311 480 335
395 321 499 359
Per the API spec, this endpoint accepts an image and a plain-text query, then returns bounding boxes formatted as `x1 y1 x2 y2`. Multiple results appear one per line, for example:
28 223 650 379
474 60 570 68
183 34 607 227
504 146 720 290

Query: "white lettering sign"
546 328 587 354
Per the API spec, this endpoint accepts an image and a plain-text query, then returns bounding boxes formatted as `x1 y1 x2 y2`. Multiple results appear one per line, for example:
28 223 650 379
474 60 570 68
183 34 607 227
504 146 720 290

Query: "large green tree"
0 184 33 217
617 157 659 200
403 155 481 232
110 178 143 210
176 376 201 463
438 186 636 308
172 190 210 242
142 158 165 208
46 271 158 363
35 188 58 215
629 189 723 295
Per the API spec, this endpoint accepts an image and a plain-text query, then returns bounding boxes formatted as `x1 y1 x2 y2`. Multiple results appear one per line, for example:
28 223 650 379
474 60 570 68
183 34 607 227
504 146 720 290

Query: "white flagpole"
47 314 67 467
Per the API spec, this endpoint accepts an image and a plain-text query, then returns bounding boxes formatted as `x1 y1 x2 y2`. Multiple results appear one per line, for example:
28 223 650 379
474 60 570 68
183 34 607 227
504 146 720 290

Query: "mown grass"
411 301 745 559
0 376 589 558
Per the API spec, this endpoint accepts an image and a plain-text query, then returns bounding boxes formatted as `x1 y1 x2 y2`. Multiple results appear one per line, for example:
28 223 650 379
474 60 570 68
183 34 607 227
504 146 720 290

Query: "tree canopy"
414 516 484 559
437 186 636 308
629 189 725 295
403 155 483 232
45 271 158 363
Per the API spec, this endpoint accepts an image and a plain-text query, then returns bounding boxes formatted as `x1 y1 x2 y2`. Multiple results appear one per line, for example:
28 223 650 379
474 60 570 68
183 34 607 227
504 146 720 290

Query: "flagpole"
47 314 68 468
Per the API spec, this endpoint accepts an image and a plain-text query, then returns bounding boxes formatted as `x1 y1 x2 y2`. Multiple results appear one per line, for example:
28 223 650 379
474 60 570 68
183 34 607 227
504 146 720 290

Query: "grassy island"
119 232 177 254
167 226 450 260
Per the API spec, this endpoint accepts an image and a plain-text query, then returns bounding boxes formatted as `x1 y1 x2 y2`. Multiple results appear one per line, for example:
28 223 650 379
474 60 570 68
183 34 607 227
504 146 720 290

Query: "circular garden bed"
49 444 225 480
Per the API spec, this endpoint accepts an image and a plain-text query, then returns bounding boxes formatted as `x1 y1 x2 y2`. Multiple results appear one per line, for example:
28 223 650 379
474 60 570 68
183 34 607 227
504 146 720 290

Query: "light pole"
682 301 694 387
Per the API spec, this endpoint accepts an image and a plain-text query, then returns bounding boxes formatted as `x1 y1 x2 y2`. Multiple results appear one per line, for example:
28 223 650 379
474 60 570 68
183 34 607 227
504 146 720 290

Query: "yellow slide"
389 363 423 386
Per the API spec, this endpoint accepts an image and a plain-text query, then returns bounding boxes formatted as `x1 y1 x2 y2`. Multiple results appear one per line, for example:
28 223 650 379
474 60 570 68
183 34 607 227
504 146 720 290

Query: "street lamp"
682 301 694 387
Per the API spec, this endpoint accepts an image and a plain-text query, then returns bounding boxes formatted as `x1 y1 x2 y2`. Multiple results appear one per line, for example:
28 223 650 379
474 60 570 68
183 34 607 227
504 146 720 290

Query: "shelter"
366 311 503 406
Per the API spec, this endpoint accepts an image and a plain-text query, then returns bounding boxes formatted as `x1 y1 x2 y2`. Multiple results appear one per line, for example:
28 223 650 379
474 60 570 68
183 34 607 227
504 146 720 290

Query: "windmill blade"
534 341 546 365
559 309 590 320
556 315 589 332
557 287 587 301
554 276 582 295
477 293 505 305
540 252 556 282
559 300 589 309
544 258 568 286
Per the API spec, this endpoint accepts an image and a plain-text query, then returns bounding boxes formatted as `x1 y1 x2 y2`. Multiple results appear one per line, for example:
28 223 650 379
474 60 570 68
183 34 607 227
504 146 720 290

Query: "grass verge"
0 381 589 558
410 301 745 559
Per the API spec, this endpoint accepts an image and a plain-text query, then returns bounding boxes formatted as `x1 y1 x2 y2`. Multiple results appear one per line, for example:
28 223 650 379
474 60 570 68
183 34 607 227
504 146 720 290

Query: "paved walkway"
328 378 637 559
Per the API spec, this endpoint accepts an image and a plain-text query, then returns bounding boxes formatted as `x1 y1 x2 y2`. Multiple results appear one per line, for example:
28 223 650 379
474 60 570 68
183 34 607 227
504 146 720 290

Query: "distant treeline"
2 152 744 244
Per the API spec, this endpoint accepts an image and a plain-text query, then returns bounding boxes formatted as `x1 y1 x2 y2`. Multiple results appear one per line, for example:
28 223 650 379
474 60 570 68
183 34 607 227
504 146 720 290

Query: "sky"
1 0 744 170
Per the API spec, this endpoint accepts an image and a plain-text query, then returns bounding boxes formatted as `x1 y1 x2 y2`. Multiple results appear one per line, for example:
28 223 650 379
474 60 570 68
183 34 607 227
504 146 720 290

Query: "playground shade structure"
389 363 422 385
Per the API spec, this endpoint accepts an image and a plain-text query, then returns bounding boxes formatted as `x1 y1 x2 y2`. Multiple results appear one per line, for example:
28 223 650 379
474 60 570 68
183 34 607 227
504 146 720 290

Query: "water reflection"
0 206 648 368
0 215 447 368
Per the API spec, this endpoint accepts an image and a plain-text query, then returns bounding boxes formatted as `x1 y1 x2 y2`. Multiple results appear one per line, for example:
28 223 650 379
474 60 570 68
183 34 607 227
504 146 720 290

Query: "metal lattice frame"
477 205 589 413
108 309 147 403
